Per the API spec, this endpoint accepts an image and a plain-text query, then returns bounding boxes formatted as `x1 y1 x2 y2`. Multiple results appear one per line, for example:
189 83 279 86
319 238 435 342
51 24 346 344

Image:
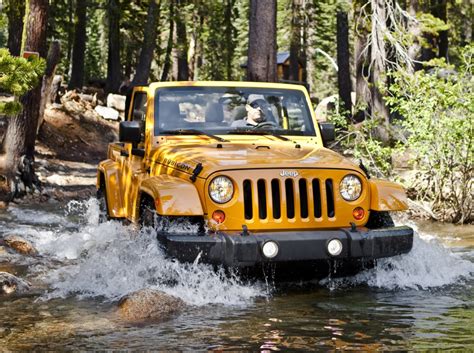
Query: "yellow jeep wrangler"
97 81 413 272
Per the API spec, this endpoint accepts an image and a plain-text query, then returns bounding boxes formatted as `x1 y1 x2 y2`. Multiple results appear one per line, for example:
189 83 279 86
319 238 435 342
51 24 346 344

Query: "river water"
0 199 473 350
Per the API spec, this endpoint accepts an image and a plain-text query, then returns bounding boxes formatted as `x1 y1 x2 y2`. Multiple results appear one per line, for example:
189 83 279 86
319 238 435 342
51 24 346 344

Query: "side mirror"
119 121 141 144
318 122 335 145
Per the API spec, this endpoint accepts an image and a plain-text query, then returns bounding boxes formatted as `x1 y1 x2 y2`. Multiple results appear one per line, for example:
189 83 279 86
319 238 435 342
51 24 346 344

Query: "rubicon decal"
161 158 192 172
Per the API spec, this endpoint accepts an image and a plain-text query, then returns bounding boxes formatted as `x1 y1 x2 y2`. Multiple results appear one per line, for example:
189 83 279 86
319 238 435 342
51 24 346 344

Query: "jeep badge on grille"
280 170 299 177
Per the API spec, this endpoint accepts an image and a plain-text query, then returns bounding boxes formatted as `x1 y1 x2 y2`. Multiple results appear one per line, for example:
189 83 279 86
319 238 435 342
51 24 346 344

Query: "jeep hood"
151 142 363 179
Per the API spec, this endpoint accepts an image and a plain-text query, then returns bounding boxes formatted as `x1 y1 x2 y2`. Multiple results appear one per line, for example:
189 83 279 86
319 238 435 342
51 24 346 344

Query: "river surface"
0 199 473 350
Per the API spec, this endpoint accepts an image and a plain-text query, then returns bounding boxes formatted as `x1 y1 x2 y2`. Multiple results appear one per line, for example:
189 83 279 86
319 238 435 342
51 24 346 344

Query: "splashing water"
32 199 265 306
322 223 474 290
8 199 473 304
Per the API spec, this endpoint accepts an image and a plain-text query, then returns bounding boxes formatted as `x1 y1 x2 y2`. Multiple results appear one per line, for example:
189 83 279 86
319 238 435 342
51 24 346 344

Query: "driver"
231 95 269 127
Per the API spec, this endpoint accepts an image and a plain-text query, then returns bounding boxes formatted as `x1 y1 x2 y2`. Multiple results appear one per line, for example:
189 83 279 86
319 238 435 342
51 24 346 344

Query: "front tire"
140 195 164 229
366 211 395 229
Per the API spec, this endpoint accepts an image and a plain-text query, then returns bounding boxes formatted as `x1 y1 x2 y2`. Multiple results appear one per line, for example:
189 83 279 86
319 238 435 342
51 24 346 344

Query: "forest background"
0 0 472 223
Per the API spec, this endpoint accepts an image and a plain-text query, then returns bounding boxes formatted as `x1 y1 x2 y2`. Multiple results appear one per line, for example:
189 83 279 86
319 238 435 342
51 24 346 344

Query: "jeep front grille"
243 177 335 221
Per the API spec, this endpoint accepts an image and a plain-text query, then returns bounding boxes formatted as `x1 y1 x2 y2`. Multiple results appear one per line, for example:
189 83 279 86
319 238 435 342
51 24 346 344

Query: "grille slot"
299 179 309 218
312 179 322 218
325 179 335 217
257 179 267 219
243 180 253 220
271 179 281 219
285 179 295 219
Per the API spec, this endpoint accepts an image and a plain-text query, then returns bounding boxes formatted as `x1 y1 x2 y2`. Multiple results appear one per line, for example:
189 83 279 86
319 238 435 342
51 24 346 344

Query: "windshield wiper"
161 129 229 142
230 128 291 141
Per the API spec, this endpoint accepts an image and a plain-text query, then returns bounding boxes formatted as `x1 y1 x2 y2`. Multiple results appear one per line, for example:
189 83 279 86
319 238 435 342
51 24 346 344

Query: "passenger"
231 95 270 128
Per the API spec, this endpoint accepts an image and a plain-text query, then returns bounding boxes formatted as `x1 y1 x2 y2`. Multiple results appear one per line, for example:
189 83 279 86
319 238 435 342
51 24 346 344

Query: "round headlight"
339 174 362 201
209 176 234 204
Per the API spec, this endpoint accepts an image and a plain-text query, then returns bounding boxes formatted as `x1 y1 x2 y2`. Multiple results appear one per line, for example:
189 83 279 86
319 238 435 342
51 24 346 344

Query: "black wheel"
365 211 395 229
140 196 165 230
97 187 109 223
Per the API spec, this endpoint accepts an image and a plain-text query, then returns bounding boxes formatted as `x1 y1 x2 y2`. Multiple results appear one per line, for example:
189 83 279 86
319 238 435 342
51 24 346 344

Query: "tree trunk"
305 1 316 93
370 0 390 138
66 0 74 66
6 0 25 56
106 0 121 94
336 10 352 121
188 8 201 81
408 0 422 72
160 0 175 82
132 0 160 86
68 0 87 90
38 41 61 132
354 0 370 122
0 0 49 202
247 0 277 82
173 0 189 81
419 1 437 64
436 0 448 61
224 0 235 80
289 0 302 82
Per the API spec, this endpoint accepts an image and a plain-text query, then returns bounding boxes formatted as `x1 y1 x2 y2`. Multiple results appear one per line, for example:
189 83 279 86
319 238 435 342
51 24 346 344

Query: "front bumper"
157 226 413 267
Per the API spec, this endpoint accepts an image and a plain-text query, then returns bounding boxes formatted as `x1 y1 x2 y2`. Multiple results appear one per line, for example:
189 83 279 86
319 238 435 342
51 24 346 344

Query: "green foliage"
276 0 291 52
231 0 249 80
196 0 239 81
0 48 45 115
48 0 74 80
84 3 107 81
418 12 450 37
328 109 394 178
307 0 338 100
445 0 473 66
386 46 474 223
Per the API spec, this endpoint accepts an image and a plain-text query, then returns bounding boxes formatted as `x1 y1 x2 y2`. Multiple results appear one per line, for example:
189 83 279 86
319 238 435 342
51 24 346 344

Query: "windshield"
154 86 316 137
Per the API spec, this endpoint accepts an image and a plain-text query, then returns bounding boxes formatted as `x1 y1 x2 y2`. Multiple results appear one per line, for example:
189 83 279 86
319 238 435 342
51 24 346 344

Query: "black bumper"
157 226 413 267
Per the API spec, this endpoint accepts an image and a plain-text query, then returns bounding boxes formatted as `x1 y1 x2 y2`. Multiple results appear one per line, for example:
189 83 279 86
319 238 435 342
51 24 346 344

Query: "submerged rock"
3 235 38 256
0 272 30 295
118 289 186 322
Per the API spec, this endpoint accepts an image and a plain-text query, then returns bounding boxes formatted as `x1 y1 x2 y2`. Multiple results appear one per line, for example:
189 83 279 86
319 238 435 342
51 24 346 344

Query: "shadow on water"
0 199 473 350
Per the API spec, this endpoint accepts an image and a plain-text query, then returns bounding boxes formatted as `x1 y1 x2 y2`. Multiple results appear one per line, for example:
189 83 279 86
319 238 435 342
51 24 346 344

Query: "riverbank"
17 103 118 204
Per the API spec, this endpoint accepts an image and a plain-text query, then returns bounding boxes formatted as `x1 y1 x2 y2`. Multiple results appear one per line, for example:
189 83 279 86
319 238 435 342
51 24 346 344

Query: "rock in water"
3 235 38 256
118 289 185 322
0 272 30 295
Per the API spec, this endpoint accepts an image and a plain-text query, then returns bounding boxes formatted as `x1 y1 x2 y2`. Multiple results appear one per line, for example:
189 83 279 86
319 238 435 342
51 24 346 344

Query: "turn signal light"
212 210 226 224
353 207 365 220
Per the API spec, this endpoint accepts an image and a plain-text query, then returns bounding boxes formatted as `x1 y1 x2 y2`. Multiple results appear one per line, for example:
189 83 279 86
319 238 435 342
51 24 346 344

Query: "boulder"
3 234 38 256
94 105 120 121
118 289 185 322
0 272 30 295
106 93 126 112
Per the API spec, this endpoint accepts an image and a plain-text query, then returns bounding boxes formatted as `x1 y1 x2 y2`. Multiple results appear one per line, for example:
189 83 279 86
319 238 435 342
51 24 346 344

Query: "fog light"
353 207 365 220
212 210 226 224
262 241 279 259
327 239 343 256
